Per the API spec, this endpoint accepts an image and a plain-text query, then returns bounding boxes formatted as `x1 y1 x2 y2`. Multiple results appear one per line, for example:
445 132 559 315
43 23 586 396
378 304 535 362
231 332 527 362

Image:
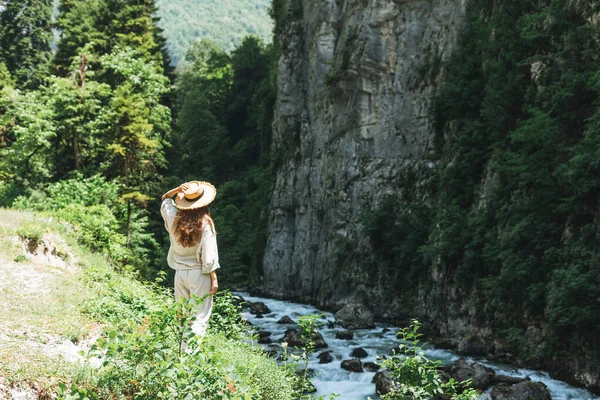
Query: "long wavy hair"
173 206 216 247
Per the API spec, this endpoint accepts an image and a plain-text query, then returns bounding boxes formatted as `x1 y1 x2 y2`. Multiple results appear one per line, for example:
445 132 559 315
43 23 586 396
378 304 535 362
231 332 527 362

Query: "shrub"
381 320 478 400
209 290 248 340
54 204 128 263
17 220 45 246
81 262 166 328
0 180 20 207
73 295 293 400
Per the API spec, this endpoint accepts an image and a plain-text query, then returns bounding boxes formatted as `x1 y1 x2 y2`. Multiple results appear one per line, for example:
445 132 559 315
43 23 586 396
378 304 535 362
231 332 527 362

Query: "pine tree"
49 48 112 176
105 0 173 75
54 0 109 75
100 47 171 246
0 0 53 88
55 0 173 78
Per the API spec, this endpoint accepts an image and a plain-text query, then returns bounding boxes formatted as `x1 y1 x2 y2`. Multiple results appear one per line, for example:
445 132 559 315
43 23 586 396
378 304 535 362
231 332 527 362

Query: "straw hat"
174 181 217 210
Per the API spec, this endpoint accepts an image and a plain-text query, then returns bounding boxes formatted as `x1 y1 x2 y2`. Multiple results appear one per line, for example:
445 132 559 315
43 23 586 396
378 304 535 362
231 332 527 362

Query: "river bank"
238 293 599 400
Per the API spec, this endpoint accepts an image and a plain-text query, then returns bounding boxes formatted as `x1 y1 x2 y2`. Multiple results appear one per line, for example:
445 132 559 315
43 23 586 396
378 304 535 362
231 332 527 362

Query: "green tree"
174 39 232 183
0 88 56 184
105 0 173 75
53 0 109 75
0 0 53 88
48 48 112 176
54 0 172 77
100 47 171 247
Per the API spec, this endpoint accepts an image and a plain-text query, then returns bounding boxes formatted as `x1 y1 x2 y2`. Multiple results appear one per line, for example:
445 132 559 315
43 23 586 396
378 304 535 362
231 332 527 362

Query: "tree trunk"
126 198 131 249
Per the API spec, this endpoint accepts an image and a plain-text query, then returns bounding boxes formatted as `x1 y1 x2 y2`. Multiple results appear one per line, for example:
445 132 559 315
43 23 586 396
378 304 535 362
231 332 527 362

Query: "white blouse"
160 199 220 273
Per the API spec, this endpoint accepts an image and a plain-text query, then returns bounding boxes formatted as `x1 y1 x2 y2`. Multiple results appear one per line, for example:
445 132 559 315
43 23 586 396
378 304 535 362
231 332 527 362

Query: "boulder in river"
490 381 551 400
457 334 488 356
351 348 368 358
335 303 375 329
281 328 328 349
364 362 380 372
335 330 354 340
249 302 271 315
277 315 295 324
258 336 272 344
318 351 333 364
448 358 494 390
314 333 328 349
373 370 394 395
281 329 304 347
258 330 271 339
341 359 363 373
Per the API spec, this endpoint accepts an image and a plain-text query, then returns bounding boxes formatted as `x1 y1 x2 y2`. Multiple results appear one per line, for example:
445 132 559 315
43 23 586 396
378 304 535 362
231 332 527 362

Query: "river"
237 293 599 400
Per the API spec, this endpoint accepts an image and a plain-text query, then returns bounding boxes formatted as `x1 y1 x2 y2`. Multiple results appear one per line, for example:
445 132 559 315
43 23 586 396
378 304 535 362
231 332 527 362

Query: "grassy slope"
0 209 99 394
0 208 292 399
155 0 273 65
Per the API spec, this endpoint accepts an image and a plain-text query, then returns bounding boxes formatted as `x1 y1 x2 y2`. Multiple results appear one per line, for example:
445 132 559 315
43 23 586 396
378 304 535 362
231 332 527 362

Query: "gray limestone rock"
448 358 494 390
490 381 552 400
341 359 363 373
336 303 374 329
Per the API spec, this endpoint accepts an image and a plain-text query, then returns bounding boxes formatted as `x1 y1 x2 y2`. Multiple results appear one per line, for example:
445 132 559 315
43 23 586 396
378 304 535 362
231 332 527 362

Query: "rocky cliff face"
263 0 468 315
261 0 600 393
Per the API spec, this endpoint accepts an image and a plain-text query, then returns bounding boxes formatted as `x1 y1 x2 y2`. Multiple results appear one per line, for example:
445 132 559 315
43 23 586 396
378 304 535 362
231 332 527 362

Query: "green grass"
0 207 295 399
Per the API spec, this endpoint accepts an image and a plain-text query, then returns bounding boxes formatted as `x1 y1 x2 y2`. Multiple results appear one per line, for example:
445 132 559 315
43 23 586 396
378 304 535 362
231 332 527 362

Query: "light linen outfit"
161 198 220 337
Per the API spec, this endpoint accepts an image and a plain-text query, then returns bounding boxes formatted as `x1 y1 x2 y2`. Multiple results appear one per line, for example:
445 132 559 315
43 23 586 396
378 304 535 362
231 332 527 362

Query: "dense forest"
0 0 276 289
155 0 272 66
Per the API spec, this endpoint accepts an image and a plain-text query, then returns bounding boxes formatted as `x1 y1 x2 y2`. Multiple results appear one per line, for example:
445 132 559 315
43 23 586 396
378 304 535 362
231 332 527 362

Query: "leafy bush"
81 262 167 328
17 220 45 246
71 295 293 400
0 180 20 207
381 320 478 400
206 334 296 400
43 174 120 211
208 290 248 340
54 204 128 263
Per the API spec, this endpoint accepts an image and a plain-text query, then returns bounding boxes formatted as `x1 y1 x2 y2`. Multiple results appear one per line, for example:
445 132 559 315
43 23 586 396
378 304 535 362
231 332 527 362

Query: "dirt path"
0 210 100 400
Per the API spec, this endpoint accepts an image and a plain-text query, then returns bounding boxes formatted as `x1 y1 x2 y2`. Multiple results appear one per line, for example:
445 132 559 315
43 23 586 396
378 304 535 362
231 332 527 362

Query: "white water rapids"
237 293 599 400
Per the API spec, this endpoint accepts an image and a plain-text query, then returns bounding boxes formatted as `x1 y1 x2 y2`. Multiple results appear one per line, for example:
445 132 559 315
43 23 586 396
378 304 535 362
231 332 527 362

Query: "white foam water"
237 293 599 400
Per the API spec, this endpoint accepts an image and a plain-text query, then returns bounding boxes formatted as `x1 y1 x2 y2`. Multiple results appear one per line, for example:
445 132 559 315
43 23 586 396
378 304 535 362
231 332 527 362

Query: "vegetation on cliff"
366 0 600 362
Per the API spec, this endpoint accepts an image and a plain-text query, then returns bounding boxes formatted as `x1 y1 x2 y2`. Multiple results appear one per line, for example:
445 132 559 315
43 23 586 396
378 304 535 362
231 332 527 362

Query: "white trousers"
174 269 213 338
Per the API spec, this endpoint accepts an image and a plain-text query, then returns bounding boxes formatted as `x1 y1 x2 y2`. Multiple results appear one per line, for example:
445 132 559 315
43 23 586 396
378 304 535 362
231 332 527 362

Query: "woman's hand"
162 183 189 201
176 183 189 200
209 271 218 295
209 280 218 295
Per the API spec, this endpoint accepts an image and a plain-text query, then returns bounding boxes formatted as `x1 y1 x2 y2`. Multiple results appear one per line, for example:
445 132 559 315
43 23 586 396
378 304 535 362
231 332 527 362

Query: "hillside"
155 0 273 65
0 208 293 399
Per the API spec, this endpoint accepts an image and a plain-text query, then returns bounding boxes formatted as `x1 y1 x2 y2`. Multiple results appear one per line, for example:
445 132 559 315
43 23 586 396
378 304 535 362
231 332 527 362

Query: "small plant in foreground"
209 290 248 340
17 221 44 247
381 319 479 400
13 254 28 262
74 295 246 399
280 314 339 400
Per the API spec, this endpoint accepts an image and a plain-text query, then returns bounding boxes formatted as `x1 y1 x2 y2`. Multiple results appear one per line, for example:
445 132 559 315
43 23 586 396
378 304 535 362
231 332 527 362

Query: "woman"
160 180 220 338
